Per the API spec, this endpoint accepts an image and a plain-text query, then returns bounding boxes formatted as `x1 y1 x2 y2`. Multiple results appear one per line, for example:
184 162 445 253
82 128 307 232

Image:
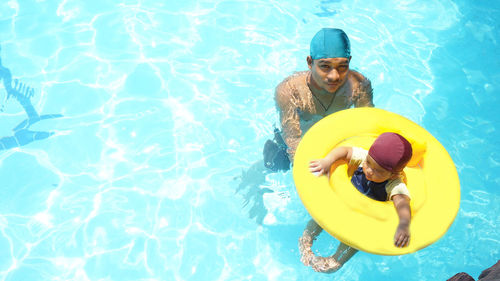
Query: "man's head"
307 28 352 94
310 28 350 60
363 133 413 182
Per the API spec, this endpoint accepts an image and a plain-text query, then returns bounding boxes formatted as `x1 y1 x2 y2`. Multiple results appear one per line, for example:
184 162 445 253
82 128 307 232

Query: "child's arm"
309 146 352 177
392 194 411 247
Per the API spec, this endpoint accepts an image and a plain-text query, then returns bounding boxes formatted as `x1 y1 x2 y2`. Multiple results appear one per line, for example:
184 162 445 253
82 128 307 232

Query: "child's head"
363 132 413 182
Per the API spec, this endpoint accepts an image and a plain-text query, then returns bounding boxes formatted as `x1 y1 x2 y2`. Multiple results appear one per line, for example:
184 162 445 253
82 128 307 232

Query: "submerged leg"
299 224 358 274
310 242 358 273
304 219 323 238
311 256 342 273
298 219 323 266
337 244 358 265
332 242 349 260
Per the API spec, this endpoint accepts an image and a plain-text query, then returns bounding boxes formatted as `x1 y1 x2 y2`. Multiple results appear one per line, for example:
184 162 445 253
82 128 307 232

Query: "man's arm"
392 194 411 247
275 81 302 162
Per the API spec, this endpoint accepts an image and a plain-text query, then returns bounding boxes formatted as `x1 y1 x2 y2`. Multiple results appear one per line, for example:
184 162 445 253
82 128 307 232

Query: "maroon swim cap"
368 132 413 172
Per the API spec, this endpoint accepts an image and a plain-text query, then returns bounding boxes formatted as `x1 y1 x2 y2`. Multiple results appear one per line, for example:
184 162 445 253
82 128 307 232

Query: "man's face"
308 57 350 93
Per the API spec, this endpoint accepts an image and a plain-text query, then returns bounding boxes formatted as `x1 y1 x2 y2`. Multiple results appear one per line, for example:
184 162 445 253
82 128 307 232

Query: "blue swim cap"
310 28 351 59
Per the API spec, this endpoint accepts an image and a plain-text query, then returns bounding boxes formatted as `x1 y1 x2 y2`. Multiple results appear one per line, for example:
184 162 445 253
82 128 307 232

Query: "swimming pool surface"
0 0 498 280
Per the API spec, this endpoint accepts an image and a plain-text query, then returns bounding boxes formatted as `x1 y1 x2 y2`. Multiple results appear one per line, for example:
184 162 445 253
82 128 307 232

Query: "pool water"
0 0 498 280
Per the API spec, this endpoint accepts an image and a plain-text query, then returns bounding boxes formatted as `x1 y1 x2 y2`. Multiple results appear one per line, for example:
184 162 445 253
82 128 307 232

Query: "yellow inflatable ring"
293 108 460 255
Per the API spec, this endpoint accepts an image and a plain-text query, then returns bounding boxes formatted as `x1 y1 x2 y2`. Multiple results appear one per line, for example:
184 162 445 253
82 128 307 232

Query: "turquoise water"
0 0 498 280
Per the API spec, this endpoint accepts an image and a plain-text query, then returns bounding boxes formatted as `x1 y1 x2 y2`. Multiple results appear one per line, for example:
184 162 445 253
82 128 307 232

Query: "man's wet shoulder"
277 71 308 87
348 69 373 92
348 69 370 83
276 71 309 97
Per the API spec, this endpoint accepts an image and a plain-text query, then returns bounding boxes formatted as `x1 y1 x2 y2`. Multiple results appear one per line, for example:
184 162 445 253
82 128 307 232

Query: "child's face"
362 155 397 183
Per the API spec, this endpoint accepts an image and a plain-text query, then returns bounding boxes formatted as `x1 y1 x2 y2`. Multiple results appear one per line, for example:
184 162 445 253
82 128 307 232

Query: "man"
267 28 374 169
272 27 375 273
238 28 374 226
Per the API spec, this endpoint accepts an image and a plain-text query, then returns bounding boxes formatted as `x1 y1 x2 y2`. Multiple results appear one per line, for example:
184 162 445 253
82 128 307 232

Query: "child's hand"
309 159 329 177
394 223 410 247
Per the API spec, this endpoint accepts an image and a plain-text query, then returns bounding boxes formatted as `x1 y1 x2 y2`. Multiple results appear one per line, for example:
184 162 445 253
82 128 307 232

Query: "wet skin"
307 56 351 95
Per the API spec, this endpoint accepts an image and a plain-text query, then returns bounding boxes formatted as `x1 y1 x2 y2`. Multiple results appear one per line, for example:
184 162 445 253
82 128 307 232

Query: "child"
299 132 413 273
